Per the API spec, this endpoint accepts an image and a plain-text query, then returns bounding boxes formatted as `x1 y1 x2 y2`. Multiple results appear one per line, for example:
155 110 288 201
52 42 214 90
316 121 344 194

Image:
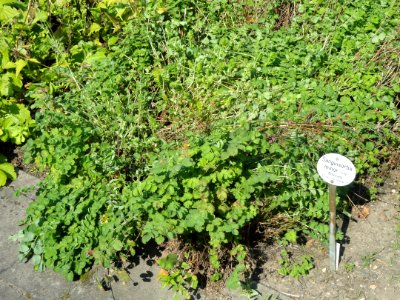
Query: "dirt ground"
235 169 400 300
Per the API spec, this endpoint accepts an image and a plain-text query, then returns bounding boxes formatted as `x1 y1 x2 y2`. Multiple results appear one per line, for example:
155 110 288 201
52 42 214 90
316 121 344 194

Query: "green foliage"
0 99 34 144
0 0 136 178
8 0 400 296
0 0 45 171
361 249 382 268
0 98 34 185
278 250 314 279
344 261 356 273
264 295 279 300
226 245 249 290
138 126 266 247
280 230 298 246
158 254 198 299
0 154 16 186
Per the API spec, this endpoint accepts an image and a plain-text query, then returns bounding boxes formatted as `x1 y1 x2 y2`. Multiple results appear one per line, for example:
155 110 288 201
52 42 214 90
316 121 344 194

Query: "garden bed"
1 1 399 298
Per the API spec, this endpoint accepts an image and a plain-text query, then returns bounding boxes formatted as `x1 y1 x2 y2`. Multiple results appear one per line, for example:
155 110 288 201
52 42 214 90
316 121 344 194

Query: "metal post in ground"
328 184 337 270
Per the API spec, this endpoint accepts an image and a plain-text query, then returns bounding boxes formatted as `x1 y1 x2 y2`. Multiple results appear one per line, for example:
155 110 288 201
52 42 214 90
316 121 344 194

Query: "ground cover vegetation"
2 0 399 297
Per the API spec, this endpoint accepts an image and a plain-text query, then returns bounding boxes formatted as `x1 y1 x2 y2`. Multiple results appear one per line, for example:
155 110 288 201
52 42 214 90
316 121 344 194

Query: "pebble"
372 265 378 270
370 284 377 290
322 268 327 273
392 189 397 194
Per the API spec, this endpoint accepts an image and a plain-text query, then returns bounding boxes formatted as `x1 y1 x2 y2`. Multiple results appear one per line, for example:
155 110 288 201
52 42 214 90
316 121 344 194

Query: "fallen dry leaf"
158 268 169 277
356 206 370 219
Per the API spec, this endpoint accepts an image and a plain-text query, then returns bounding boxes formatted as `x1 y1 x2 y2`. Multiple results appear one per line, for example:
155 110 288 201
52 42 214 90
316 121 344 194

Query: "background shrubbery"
2 0 399 297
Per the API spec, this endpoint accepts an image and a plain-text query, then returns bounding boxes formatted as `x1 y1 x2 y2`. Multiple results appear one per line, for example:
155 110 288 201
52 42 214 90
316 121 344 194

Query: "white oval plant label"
317 153 356 186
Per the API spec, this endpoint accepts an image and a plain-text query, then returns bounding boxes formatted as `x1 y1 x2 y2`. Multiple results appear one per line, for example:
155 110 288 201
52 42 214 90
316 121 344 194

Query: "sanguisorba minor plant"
11 0 399 297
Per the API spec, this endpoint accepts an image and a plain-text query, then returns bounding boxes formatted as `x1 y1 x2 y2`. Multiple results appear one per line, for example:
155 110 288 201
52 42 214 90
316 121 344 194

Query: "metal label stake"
328 184 337 270
317 153 356 271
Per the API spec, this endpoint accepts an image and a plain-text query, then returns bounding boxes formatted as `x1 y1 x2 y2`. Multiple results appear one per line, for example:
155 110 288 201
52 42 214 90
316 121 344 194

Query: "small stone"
372 265 378 270
322 268 327 273
370 284 377 290
392 189 397 194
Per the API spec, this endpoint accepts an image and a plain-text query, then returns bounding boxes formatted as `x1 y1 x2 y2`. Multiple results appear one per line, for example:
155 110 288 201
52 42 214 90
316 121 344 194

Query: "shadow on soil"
339 182 372 262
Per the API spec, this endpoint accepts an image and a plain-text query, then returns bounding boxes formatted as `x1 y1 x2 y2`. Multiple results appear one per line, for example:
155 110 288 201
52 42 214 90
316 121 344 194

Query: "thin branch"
258 281 301 299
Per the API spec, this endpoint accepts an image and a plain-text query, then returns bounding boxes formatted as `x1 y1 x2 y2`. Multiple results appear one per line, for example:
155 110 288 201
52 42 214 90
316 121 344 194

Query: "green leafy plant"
278 250 314 279
264 295 280 300
344 261 356 273
157 254 198 300
0 154 16 186
361 249 383 268
0 99 34 144
279 230 298 246
239 282 261 300
0 99 34 185
0 0 137 171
